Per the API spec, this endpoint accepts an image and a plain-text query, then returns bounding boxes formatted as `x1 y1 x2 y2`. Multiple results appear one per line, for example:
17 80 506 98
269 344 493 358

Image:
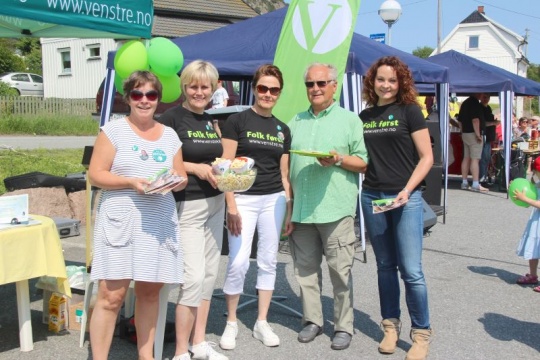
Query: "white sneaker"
191 341 228 360
219 321 238 350
253 320 280 347
460 183 469 190
172 353 191 360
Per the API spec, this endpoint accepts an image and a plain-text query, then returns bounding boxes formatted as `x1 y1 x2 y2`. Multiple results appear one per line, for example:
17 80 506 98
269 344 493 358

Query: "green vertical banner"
272 0 361 123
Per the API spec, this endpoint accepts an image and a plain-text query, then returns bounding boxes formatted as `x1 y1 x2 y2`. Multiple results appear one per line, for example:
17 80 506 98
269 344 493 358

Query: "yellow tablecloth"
0 215 70 296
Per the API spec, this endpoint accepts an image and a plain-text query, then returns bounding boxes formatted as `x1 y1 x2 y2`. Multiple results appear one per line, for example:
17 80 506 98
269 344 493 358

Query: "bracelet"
286 197 293 203
402 188 411 196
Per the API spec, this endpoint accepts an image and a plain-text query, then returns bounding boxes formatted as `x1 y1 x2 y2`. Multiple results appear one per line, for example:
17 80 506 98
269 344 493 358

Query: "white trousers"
223 191 286 295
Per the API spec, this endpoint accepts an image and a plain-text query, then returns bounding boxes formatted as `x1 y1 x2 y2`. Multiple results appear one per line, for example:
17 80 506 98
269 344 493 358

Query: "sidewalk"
0 180 538 359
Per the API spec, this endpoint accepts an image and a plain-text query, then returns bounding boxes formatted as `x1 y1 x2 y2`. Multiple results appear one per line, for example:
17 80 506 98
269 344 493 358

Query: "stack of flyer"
143 168 185 195
372 198 404 214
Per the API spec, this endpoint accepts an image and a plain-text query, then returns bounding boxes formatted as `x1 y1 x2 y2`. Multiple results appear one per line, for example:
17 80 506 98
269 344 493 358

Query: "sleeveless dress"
516 187 540 260
91 118 184 284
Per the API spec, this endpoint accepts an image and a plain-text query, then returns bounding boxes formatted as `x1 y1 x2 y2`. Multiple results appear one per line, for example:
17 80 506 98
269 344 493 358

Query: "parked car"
93 79 240 120
0 72 44 96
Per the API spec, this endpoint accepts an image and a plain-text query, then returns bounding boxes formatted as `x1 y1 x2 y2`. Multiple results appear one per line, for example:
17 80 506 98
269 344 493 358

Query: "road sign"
370 33 385 44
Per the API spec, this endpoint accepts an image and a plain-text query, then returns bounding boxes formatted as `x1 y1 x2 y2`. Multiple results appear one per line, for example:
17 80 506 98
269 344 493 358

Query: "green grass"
0 114 98 135
0 148 86 195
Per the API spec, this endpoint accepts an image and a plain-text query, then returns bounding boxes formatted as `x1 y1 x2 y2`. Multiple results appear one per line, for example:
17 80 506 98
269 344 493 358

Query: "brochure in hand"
372 198 404 214
144 168 185 195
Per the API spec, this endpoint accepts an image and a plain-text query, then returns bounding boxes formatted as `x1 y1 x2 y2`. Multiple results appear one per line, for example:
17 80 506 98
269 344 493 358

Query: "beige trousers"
289 216 356 335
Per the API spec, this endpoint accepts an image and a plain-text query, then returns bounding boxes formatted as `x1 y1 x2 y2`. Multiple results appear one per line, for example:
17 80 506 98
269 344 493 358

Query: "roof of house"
435 7 526 62
460 7 523 41
152 0 285 38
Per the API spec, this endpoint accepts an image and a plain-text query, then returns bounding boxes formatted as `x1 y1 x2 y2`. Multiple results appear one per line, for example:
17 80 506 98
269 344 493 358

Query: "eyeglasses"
256 84 281 96
304 80 335 88
130 90 159 102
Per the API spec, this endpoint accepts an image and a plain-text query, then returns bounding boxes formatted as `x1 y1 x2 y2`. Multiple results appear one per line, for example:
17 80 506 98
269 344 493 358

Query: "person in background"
515 117 530 140
513 156 540 292
530 115 540 132
359 56 434 360
211 80 229 109
88 70 187 360
288 63 368 351
158 60 228 360
458 93 487 192
424 95 435 115
479 94 499 187
219 64 292 351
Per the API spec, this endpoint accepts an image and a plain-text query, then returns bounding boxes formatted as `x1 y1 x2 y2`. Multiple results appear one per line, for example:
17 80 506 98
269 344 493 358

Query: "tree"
413 46 434 59
0 45 25 74
0 38 42 75
526 63 539 114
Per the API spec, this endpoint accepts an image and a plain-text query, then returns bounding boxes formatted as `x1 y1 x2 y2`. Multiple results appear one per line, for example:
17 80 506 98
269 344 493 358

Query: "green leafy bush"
0 81 19 96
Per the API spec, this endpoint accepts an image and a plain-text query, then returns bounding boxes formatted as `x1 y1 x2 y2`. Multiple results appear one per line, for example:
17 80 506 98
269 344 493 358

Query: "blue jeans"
479 138 491 180
360 189 430 329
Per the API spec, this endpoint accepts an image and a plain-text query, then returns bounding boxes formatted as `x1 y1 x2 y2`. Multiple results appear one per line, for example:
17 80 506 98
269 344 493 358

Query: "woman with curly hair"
359 56 434 360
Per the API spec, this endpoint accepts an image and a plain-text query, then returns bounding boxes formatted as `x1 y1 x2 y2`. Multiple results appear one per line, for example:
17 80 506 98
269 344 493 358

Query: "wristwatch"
335 154 344 167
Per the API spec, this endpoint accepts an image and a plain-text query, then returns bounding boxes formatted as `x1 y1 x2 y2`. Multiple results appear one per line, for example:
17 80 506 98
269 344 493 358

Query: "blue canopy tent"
419 50 540 190
100 6 451 254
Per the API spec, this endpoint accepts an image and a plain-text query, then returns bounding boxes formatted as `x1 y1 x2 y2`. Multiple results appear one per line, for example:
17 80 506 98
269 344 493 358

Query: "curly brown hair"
362 56 419 107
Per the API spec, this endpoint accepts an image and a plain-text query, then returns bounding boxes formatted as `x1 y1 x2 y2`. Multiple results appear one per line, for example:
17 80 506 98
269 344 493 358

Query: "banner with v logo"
272 0 361 123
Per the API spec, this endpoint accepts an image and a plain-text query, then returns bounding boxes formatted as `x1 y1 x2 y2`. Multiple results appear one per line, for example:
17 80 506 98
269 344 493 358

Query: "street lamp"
378 0 402 46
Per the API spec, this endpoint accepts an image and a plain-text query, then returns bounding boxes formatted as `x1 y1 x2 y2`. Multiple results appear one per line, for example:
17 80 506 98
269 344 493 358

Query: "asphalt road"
0 136 96 150
0 179 539 359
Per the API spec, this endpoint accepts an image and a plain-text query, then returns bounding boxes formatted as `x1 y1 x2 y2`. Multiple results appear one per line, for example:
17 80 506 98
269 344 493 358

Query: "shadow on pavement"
467 265 523 284
479 312 540 352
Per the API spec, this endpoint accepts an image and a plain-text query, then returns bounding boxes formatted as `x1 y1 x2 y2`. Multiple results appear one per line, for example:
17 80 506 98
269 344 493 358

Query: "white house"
433 6 529 116
41 38 116 99
40 0 285 99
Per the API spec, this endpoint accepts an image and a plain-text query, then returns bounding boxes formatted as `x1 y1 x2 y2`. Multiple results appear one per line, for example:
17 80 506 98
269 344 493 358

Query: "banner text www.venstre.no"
42 0 152 26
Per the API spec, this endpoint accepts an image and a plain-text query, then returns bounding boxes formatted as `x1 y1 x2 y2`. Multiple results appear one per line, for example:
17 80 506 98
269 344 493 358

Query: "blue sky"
283 0 540 64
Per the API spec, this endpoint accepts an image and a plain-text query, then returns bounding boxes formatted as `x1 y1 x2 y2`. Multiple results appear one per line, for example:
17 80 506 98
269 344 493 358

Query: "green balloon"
114 40 149 79
158 74 181 103
148 37 184 77
114 73 125 95
508 178 537 207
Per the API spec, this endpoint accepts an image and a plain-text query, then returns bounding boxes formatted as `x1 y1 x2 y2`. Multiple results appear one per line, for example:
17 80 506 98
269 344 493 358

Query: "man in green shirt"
288 63 368 351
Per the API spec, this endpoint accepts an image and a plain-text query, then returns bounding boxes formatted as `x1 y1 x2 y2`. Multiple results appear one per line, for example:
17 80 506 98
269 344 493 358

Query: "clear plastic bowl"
215 169 257 192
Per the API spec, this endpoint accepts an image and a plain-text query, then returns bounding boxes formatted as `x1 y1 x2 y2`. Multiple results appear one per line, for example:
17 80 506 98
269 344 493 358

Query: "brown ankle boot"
378 318 401 354
405 328 433 360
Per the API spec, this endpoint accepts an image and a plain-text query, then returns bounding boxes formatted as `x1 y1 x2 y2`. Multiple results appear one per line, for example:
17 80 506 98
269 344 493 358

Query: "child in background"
514 156 540 291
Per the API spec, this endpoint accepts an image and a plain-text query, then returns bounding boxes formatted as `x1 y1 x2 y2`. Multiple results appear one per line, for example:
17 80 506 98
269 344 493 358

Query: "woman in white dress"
88 70 187 360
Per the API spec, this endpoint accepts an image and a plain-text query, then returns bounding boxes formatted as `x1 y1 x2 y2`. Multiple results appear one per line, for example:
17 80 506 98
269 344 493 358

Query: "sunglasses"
130 90 159 102
256 84 281 96
305 80 335 88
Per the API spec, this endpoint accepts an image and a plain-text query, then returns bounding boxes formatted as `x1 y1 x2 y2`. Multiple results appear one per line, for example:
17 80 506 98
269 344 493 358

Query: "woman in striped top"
88 70 187 360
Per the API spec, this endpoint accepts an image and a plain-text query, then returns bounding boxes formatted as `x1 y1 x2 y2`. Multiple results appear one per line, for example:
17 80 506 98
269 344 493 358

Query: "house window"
87 44 101 59
468 35 479 49
59 48 71 74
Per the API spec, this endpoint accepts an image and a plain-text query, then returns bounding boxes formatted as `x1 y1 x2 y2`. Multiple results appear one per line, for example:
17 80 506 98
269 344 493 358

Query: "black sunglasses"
256 84 281 96
305 80 335 88
130 90 159 102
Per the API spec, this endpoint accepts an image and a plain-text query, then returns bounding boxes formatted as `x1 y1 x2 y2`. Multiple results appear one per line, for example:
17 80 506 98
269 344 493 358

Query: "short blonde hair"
180 60 219 92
